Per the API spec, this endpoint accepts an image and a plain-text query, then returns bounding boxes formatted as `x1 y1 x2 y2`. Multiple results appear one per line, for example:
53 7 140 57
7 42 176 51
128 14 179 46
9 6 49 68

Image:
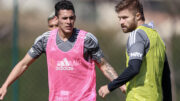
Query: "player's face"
48 17 59 31
117 9 137 33
57 10 76 34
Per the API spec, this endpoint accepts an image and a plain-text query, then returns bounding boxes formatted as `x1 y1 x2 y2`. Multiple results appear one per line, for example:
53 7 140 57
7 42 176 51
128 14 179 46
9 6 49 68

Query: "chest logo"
56 58 81 71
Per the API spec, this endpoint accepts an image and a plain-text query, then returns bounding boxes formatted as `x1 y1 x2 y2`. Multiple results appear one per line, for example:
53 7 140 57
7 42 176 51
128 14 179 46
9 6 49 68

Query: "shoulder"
34 31 51 44
136 28 148 41
84 32 98 45
129 29 148 44
135 23 155 40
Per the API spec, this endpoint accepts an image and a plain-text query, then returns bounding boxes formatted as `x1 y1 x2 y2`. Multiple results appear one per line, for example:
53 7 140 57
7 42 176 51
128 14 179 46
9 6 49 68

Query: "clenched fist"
98 85 110 98
0 87 7 100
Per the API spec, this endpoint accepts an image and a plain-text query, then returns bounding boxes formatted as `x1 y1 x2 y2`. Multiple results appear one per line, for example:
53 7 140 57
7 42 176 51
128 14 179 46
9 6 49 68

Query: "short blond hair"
48 12 56 22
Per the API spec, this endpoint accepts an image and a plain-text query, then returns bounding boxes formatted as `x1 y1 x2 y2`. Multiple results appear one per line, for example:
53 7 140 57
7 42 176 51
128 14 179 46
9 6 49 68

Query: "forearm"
108 59 142 91
0 59 31 100
98 58 127 97
98 58 118 81
101 64 118 81
2 61 28 88
162 54 172 101
2 54 34 88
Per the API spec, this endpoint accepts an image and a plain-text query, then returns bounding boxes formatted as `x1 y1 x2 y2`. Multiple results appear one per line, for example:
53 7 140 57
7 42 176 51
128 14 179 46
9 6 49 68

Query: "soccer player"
0 0 125 101
47 12 59 31
98 0 172 101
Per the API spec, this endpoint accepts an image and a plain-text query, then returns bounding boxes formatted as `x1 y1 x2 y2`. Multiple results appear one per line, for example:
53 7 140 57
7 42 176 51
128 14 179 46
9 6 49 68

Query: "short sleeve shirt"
126 24 153 61
28 28 104 63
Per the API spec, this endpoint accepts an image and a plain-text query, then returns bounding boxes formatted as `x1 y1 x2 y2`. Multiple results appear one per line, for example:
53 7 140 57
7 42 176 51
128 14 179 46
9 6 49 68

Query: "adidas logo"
56 58 74 71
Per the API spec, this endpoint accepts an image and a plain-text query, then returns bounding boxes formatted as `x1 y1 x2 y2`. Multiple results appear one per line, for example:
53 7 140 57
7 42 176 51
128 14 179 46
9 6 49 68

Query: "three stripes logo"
56 58 82 71
56 58 74 71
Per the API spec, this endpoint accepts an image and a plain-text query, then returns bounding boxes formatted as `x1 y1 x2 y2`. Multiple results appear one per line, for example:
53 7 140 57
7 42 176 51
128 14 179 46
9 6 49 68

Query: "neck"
58 29 73 41
137 20 145 27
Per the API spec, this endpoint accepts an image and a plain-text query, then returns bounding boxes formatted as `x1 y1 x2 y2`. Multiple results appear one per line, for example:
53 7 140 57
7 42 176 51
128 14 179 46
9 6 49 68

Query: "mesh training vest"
126 26 166 101
46 29 96 101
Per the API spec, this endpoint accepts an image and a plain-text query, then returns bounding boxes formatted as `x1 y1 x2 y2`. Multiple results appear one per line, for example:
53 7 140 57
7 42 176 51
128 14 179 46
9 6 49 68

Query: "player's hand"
120 84 126 94
0 87 7 100
98 85 110 98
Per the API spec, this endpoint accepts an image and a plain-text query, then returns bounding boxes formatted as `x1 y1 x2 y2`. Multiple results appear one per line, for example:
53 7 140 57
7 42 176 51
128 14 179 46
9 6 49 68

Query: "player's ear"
54 16 58 19
136 12 141 21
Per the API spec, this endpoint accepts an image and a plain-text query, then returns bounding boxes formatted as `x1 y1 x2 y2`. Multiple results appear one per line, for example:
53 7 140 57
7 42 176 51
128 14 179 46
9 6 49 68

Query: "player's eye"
49 25 53 28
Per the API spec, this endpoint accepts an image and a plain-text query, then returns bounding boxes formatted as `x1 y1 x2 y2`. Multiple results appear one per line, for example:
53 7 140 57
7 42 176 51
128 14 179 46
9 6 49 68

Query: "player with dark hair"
98 0 172 101
0 0 125 101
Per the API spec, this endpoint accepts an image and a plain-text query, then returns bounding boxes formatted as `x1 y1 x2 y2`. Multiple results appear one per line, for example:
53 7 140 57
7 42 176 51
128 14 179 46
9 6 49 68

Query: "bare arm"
83 33 126 96
0 53 35 100
96 58 126 94
96 58 118 81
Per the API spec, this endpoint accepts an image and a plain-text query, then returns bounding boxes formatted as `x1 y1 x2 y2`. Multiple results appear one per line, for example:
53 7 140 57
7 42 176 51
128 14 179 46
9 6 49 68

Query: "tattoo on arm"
105 63 118 80
99 58 118 81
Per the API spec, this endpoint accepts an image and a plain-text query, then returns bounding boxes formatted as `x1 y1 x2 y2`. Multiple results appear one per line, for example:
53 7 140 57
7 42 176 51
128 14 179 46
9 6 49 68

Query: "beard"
121 19 137 33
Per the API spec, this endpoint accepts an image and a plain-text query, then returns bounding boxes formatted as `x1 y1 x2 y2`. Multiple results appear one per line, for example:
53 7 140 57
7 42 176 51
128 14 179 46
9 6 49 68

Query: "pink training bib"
46 29 96 101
